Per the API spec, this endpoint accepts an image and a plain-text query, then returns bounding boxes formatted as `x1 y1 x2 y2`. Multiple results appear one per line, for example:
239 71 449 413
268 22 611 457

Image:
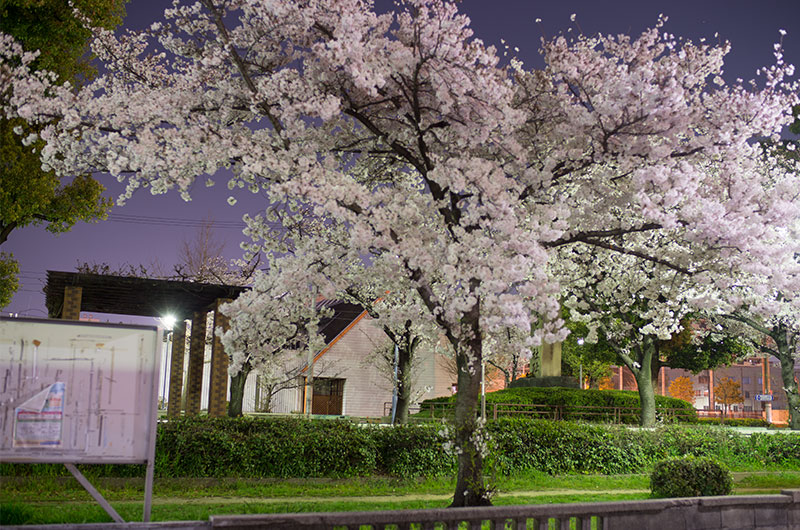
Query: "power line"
107 214 247 229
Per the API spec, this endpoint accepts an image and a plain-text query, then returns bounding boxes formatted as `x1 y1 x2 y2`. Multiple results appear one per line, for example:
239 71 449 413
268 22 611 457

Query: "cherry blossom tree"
3 0 799 506
716 245 800 429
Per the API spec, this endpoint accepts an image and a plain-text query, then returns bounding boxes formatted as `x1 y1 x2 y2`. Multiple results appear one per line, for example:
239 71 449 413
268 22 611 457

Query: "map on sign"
0 318 161 464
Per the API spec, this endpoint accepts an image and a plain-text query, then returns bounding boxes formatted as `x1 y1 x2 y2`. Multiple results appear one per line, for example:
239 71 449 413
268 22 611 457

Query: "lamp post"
481 360 486 421
159 315 176 410
577 338 585 390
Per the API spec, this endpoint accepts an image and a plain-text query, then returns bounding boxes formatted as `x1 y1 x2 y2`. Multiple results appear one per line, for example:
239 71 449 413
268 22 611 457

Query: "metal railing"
697 409 765 420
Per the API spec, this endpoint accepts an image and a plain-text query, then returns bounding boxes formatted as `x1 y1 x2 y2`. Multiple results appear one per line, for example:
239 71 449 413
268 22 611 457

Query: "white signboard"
0 317 161 464
755 394 773 402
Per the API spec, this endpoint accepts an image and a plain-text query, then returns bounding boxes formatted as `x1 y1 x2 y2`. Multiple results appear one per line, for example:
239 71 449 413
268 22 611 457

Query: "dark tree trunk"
629 341 657 427
388 324 420 425
774 327 800 430
394 342 412 424
635 367 657 427
227 364 251 417
449 308 492 507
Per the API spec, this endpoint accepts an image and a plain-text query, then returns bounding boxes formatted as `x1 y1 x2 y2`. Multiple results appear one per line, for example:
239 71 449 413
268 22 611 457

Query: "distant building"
607 357 798 424
240 300 455 418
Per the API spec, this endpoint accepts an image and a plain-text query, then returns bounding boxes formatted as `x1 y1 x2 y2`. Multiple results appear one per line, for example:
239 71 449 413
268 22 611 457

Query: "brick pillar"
185 311 207 416
709 369 715 413
62 286 82 320
166 320 187 418
207 299 231 417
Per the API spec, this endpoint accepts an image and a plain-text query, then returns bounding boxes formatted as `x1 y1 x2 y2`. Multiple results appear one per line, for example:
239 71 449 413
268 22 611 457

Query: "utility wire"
107 214 247 229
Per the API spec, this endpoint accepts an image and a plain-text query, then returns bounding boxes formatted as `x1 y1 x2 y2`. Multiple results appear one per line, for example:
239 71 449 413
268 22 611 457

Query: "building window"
742 377 751 384
698 375 709 384
745 391 750 398
757 377 763 385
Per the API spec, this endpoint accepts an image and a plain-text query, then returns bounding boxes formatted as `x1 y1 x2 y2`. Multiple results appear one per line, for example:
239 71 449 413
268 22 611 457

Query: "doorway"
312 378 345 415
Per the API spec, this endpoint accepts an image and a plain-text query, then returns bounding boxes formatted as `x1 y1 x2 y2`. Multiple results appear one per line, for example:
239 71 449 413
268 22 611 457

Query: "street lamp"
577 338 585 390
159 315 177 410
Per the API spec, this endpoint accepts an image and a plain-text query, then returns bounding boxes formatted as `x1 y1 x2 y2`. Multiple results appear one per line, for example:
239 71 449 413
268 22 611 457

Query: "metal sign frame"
0 317 161 522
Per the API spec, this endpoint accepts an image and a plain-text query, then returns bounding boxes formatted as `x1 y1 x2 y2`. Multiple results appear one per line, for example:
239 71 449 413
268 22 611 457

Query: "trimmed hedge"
697 417 769 428
2 417 797 479
420 387 698 423
650 457 733 497
508 376 579 389
156 416 378 478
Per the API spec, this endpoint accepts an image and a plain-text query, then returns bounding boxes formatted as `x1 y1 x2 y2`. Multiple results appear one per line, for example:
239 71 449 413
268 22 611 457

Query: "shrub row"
2 416 797 479
697 417 769 428
420 387 698 423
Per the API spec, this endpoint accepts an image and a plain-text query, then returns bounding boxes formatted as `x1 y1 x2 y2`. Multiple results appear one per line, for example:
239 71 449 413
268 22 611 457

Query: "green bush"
650 457 733 498
488 418 652 475
420 387 697 423
508 376 579 388
697 417 768 428
1 417 797 479
373 424 456 477
156 416 377 478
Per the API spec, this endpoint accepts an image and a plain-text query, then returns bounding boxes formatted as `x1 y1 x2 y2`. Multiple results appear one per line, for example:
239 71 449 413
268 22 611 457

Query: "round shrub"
650 457 732 498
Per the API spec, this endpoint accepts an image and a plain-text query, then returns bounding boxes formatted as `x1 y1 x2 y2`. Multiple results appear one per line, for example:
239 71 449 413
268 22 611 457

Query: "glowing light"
161 315 176 330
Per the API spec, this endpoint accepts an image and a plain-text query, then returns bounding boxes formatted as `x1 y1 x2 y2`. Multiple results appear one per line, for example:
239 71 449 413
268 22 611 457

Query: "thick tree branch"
580 238 695 275
544 223 663 248
201 0 288 149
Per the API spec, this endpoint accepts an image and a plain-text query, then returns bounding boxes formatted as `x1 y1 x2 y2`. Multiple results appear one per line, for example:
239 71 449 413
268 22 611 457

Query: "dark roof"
316 301 365 344
45 270 248 319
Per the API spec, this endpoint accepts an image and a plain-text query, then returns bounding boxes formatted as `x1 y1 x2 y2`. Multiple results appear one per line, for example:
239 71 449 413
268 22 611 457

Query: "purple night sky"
5 0 800 323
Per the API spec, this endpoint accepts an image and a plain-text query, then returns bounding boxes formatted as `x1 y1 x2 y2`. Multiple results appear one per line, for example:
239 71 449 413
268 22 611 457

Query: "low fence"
697 409 766 420
385 401 697 424
5 491 799 529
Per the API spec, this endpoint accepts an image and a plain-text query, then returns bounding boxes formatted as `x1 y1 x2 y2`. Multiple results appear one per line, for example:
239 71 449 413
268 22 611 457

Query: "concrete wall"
209 490 800 530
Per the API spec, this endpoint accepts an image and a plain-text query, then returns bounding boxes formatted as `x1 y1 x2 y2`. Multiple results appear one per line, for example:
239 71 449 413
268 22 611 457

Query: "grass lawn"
3 470 799 525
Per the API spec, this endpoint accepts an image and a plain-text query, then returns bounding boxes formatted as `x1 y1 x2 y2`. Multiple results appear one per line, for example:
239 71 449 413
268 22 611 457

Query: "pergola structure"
45 270 248 418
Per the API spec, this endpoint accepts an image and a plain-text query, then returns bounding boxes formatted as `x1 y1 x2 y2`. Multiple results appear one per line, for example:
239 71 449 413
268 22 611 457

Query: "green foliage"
0 502 35 525
755 433 800 466
2 418 797 479
697 417 768 428
488 418 652 475
372 423 456 477
650 457 733 498
421 386 698 423
663 330 751 374
0 252 19 308
0 116 112 242
0 0 122 248
559 308 617 386
0 0 126 84
509 376 578 389
790 104 800 136
156 417 377 478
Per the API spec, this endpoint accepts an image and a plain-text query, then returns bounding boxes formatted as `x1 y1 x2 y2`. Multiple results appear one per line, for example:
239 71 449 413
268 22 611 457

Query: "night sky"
5 0 800 323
